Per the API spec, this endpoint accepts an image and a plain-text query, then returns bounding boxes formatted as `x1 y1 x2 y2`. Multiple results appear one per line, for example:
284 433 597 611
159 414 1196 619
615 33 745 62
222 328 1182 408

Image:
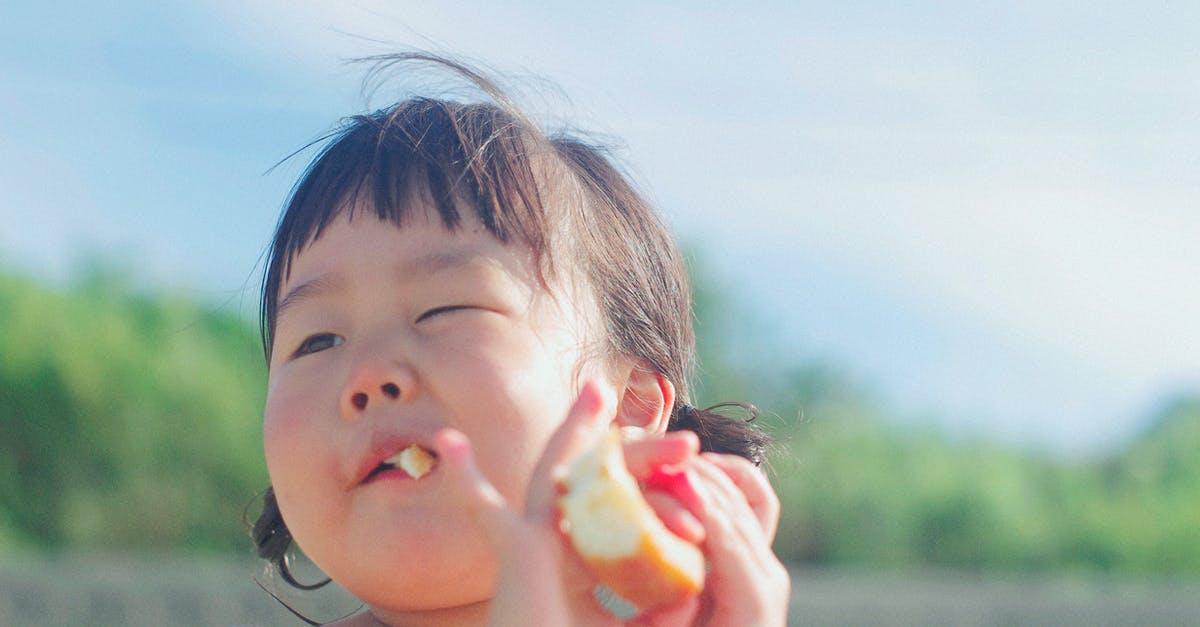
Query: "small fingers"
686 455 790 625
432 428 516 547
433 427 506 510
688 456 768 549
622 429 700 479
686 456 779 581
702 453 780 541
524 381 616 519
644 489 705 544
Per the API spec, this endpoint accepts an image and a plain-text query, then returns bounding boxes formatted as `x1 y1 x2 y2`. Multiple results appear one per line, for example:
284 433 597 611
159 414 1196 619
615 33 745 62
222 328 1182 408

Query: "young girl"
251 53 789 626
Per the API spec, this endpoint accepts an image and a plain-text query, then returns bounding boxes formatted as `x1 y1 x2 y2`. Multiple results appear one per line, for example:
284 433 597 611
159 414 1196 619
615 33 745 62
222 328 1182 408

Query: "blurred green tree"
1 259 1197 576
0 267 266 551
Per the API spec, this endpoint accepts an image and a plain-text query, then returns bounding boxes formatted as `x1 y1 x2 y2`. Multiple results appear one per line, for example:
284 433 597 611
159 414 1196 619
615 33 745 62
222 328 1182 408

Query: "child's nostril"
381 383 400 399
352 392 368 410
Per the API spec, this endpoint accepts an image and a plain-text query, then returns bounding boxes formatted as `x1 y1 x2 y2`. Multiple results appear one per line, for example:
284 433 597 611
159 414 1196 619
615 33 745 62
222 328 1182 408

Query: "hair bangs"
260 98 552 361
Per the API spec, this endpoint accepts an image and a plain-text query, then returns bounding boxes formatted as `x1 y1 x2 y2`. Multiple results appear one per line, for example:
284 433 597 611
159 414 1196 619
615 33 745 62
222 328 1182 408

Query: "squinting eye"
416 306 472 323
293 333 344 357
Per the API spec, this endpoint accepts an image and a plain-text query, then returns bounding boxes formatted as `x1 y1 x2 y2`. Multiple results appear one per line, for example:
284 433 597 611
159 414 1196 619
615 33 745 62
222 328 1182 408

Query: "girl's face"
263 204 604 615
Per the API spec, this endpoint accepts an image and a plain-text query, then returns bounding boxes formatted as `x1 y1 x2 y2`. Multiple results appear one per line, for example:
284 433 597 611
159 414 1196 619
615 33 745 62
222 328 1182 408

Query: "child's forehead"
323 199 587 279
284 180 581 283
275 206 601 332
286 208 521 278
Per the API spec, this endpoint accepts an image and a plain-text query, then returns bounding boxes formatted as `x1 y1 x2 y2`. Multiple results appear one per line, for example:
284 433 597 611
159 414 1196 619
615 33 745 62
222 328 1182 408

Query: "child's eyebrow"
406 249 481 275
276 275 340 324
275 249 496 323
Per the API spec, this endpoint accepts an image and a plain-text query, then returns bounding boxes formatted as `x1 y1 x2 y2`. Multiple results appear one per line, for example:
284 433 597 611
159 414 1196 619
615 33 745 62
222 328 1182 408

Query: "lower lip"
363 468 431 485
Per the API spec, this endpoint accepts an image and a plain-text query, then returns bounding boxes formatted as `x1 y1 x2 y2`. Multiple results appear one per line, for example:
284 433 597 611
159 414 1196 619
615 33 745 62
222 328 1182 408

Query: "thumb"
523 380 615 520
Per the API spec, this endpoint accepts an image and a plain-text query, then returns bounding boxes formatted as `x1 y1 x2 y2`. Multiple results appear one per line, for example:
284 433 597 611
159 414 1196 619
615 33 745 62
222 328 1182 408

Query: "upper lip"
350 432 433 489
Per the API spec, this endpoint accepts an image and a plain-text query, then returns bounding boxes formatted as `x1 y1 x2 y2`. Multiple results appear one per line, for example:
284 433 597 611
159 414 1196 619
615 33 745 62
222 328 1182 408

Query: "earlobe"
615 363 676 436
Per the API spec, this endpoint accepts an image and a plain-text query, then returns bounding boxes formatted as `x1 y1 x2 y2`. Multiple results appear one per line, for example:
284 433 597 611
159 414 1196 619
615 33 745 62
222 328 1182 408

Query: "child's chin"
338 534 498 611
352 572 497 616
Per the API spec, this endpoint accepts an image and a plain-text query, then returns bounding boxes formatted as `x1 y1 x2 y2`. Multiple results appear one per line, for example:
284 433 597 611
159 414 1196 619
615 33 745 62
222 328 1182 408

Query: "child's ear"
614 361 676 436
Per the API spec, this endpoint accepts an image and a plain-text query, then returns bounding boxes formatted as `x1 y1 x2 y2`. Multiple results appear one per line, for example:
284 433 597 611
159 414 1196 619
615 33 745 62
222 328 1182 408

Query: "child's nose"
339 362 412 418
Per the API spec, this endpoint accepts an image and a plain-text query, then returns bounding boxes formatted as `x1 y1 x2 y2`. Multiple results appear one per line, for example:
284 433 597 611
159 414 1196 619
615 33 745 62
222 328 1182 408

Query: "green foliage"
763 389 1200 574
0 268 266 551
1 259 1198 577
688 260 1200 575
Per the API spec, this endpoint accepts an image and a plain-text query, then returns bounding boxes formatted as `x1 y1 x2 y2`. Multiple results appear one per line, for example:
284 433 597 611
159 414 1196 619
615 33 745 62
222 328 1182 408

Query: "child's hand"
434 382 789 626
434 381 628 626
581 424 790 627
641 452 790 627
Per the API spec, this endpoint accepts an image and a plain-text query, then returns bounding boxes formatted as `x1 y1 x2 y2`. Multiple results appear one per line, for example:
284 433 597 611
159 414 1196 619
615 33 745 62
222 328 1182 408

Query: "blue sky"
3 1 1197 455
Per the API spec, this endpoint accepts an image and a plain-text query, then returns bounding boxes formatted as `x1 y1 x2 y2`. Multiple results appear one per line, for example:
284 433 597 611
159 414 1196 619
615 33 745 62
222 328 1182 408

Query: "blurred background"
2 1 1198 625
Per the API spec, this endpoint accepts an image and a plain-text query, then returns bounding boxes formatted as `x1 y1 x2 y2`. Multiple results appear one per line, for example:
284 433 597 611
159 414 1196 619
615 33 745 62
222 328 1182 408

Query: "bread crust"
558 428 705 610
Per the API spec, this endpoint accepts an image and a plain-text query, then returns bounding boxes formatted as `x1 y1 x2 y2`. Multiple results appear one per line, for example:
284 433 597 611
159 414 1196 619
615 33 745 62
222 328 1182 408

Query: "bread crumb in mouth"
384 444 437 479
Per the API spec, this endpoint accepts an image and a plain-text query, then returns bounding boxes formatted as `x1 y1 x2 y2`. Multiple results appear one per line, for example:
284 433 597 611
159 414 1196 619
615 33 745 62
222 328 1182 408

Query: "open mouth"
365 444 438 482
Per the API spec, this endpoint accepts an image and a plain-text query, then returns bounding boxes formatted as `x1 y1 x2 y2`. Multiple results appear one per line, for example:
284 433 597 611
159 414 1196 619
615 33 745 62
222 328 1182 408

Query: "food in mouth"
371 444 437 481
557 428 705 611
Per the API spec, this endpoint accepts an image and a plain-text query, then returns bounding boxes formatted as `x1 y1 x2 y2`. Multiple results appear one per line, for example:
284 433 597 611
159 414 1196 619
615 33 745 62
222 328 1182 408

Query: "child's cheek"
262 383 315 472
264 363 318 427
262 403 291 479
261 391 334 538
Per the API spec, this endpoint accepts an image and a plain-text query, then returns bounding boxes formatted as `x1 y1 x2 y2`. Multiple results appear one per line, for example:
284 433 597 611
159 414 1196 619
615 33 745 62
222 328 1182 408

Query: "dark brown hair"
252 53 769 590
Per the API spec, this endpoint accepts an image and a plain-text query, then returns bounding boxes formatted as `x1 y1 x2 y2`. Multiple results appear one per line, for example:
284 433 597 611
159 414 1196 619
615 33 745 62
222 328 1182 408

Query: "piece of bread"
400 444 436 478
558 428 705 611
384 444 436 479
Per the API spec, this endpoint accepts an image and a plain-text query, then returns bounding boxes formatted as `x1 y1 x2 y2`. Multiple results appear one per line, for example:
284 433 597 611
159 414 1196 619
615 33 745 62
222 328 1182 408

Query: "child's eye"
417 305 472 323
293 333 344 357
